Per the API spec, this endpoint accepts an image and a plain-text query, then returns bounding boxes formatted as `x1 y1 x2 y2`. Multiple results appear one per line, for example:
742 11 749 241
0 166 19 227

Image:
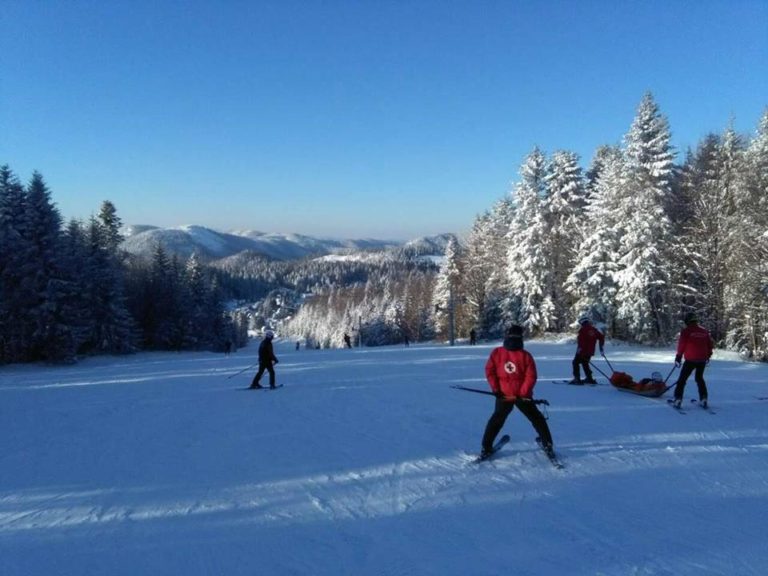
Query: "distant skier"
469 329 477 345
672 313 713 408
224 339 232 356
343 333 352 348
481 325 555 459
570 317 605 384
249 330 279 389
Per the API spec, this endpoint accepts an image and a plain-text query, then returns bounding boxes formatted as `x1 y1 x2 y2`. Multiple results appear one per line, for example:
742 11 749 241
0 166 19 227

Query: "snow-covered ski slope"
1 339 767 575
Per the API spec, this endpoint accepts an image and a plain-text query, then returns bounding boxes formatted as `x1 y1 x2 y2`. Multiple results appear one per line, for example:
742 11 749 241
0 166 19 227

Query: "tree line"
286 94 767 360
3 93 766 361
439 94 767 359
0 169 247 364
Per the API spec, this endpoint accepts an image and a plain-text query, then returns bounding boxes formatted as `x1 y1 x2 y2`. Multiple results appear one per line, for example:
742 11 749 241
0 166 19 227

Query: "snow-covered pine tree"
565 146 624 333
23 172 73 361
483 197 515 336
186 252 213 349
615 93 677 343
462 211 493 339
85 204 136 354
432 235 462 342
726 109 768 358
543 150 586 331
506 147 555 334
457 198 515 340
676 127 745 345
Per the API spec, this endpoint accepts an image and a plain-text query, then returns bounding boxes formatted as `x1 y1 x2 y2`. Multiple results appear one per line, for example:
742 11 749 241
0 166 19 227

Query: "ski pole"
449 385 499 396
449 385 550 405
226 361 258 380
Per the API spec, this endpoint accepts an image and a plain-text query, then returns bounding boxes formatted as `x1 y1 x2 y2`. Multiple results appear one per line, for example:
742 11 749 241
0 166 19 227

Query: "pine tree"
84 206 135 354
726 109 768 358
0 166 29 362
432 236 462 343
23 172 71 360
566 146 624 332
677 128 745 345
543 150 586 330
615 93 677 343
506 147 555 334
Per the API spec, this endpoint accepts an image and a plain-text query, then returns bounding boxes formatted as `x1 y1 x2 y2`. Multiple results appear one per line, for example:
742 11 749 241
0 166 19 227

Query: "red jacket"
576 324 605 357
485 346 537 399
676 324 713 362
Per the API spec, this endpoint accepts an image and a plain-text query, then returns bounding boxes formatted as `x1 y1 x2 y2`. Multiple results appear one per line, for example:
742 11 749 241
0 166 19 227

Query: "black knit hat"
506 325 524 338
684 312 698 325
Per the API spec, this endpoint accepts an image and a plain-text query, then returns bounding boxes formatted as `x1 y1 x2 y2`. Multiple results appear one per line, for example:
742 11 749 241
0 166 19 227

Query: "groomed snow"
1 339 767 575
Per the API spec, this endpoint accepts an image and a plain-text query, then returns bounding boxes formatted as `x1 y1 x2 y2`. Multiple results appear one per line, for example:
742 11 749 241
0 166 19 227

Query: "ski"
535 437 564 469
551 379 600 387
690 399 716 414
667 398 687 414
239 384 284 391
474 434 510 463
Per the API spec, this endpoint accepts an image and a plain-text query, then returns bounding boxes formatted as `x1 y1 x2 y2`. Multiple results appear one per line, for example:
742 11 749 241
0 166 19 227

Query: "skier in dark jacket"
481 325 554 459
571 317 605 384
672 313 713 408
250 330 279 389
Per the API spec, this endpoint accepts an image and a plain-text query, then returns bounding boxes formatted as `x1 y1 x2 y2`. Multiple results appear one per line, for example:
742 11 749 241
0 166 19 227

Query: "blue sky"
2 0 766 240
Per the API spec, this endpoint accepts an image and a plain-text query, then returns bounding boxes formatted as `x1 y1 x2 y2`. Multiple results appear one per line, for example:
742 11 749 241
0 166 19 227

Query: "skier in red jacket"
570 317 605 384
672 313 714 408
481 325 554 459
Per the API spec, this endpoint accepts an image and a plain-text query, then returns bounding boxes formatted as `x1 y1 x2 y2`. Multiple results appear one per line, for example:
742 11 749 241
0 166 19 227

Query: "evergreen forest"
2 93 767 363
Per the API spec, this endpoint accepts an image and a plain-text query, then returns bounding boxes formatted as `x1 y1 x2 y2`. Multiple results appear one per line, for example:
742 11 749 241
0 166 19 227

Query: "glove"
599 346 605 355
273 358 279 364
674 354 682 367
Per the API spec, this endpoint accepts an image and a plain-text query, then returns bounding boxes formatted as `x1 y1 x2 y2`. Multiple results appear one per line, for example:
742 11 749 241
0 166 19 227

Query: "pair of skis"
668 398 716 415
473 434 564 469
240 384 284 391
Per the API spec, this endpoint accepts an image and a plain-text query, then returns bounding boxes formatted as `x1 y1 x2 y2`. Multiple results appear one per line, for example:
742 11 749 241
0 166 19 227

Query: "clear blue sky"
2 0 766 240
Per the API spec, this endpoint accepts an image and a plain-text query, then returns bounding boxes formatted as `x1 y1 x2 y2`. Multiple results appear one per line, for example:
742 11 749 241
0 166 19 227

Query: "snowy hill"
403 232 456 256
121 225 401 261
2 338 767 575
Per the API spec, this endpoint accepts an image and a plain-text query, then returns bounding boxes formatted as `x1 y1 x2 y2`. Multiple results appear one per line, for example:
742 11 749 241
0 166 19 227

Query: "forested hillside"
436 94 768 358
2 93 766 363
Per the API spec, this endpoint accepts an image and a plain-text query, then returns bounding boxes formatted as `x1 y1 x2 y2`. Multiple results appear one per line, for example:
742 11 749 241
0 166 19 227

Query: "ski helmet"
264 329 275 339
651 371 663 382
578 316 590 325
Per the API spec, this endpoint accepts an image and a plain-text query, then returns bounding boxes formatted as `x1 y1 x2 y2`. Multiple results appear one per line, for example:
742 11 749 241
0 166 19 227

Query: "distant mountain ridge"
121 225 451 262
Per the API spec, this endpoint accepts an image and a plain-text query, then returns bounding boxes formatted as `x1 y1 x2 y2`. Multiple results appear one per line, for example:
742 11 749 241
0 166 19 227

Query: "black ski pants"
251 361 275 388
673 360 708 401
572 353 594 381
482 397 553 451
